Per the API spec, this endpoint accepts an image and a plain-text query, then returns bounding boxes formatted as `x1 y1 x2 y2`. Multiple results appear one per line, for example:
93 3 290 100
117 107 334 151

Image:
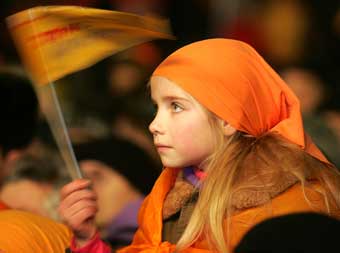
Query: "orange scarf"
118 168 212 253
118 39 331 253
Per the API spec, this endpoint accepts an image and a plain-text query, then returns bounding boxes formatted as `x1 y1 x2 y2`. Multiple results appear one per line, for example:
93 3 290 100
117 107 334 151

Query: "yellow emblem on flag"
7 6 174 86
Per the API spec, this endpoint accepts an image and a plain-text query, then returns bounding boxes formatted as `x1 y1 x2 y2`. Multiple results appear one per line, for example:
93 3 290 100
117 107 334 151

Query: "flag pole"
36 83 83 179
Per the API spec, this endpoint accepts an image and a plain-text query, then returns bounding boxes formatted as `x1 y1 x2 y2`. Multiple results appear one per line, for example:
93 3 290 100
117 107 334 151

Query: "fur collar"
162 171 196 220
162 171 298 220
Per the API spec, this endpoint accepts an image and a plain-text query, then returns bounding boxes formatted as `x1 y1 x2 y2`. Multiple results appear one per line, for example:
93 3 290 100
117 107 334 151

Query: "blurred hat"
74 135 159 195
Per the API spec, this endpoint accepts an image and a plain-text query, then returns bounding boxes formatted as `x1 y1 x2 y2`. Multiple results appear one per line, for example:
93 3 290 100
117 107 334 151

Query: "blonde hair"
175 113 340 253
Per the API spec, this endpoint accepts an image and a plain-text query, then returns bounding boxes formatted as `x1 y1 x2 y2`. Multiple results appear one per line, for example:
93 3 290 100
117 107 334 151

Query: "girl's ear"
222 121 236 136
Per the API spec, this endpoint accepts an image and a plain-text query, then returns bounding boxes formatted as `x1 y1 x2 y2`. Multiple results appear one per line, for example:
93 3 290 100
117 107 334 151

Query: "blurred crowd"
0 0 339 250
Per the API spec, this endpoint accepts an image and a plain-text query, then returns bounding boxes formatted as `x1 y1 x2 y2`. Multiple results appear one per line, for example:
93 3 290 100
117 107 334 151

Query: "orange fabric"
118 168 339 253
153 38 329 165
0 210 72 252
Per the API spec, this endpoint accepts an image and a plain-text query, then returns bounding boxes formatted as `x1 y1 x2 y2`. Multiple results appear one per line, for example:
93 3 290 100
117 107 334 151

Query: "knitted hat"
74 136 159 195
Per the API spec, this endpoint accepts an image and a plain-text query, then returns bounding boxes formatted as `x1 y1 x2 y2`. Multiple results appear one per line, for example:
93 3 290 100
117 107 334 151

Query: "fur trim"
162 171 298 219
163 171 195 220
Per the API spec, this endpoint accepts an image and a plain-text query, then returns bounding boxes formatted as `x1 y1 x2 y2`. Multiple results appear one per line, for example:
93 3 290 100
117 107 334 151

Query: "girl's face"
149 76 216 169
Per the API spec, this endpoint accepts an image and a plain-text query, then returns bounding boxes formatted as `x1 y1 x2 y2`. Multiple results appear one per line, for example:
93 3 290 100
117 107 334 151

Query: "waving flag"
7 5 174 86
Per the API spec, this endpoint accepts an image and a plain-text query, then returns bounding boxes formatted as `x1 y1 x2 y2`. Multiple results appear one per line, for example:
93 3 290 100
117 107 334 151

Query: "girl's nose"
149 116 162 136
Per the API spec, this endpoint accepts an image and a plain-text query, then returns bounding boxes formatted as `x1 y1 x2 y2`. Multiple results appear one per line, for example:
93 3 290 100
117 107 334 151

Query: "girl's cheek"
175 123 198 145
174 119 195 135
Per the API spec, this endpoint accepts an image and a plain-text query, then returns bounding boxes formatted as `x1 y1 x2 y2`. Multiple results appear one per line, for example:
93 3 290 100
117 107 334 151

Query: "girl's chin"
161 161 193 169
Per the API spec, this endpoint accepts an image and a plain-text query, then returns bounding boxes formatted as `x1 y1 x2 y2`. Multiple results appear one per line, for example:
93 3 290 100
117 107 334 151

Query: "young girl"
59 39 340 253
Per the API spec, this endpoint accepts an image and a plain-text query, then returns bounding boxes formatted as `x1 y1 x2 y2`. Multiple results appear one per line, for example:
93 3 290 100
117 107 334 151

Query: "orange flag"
7 5 174 86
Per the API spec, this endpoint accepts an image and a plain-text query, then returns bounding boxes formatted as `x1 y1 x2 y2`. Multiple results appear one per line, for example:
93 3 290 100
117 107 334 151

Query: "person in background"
0 69 72 252
0 151 69 220
325 109 340 145
282 67 340 167
0 67 38 181
73 135 159 249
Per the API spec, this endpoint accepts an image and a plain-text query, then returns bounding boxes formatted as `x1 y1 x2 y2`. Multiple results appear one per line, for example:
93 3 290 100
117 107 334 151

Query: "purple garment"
183 166 202 187
106 197 144 244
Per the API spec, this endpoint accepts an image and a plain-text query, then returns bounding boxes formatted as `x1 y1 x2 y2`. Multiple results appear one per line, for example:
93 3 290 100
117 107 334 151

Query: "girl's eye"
171 102 183 112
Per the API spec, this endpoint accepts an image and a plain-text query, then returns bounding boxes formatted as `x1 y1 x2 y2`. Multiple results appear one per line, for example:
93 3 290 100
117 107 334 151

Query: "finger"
67 203 98 229
67 199 98 219
58 191 97 220
60 179 92 200
59 199 97 225
60 188 97 211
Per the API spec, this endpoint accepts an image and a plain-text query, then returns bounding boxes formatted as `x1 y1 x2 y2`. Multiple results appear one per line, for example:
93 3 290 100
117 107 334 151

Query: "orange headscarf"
153 38 328 164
